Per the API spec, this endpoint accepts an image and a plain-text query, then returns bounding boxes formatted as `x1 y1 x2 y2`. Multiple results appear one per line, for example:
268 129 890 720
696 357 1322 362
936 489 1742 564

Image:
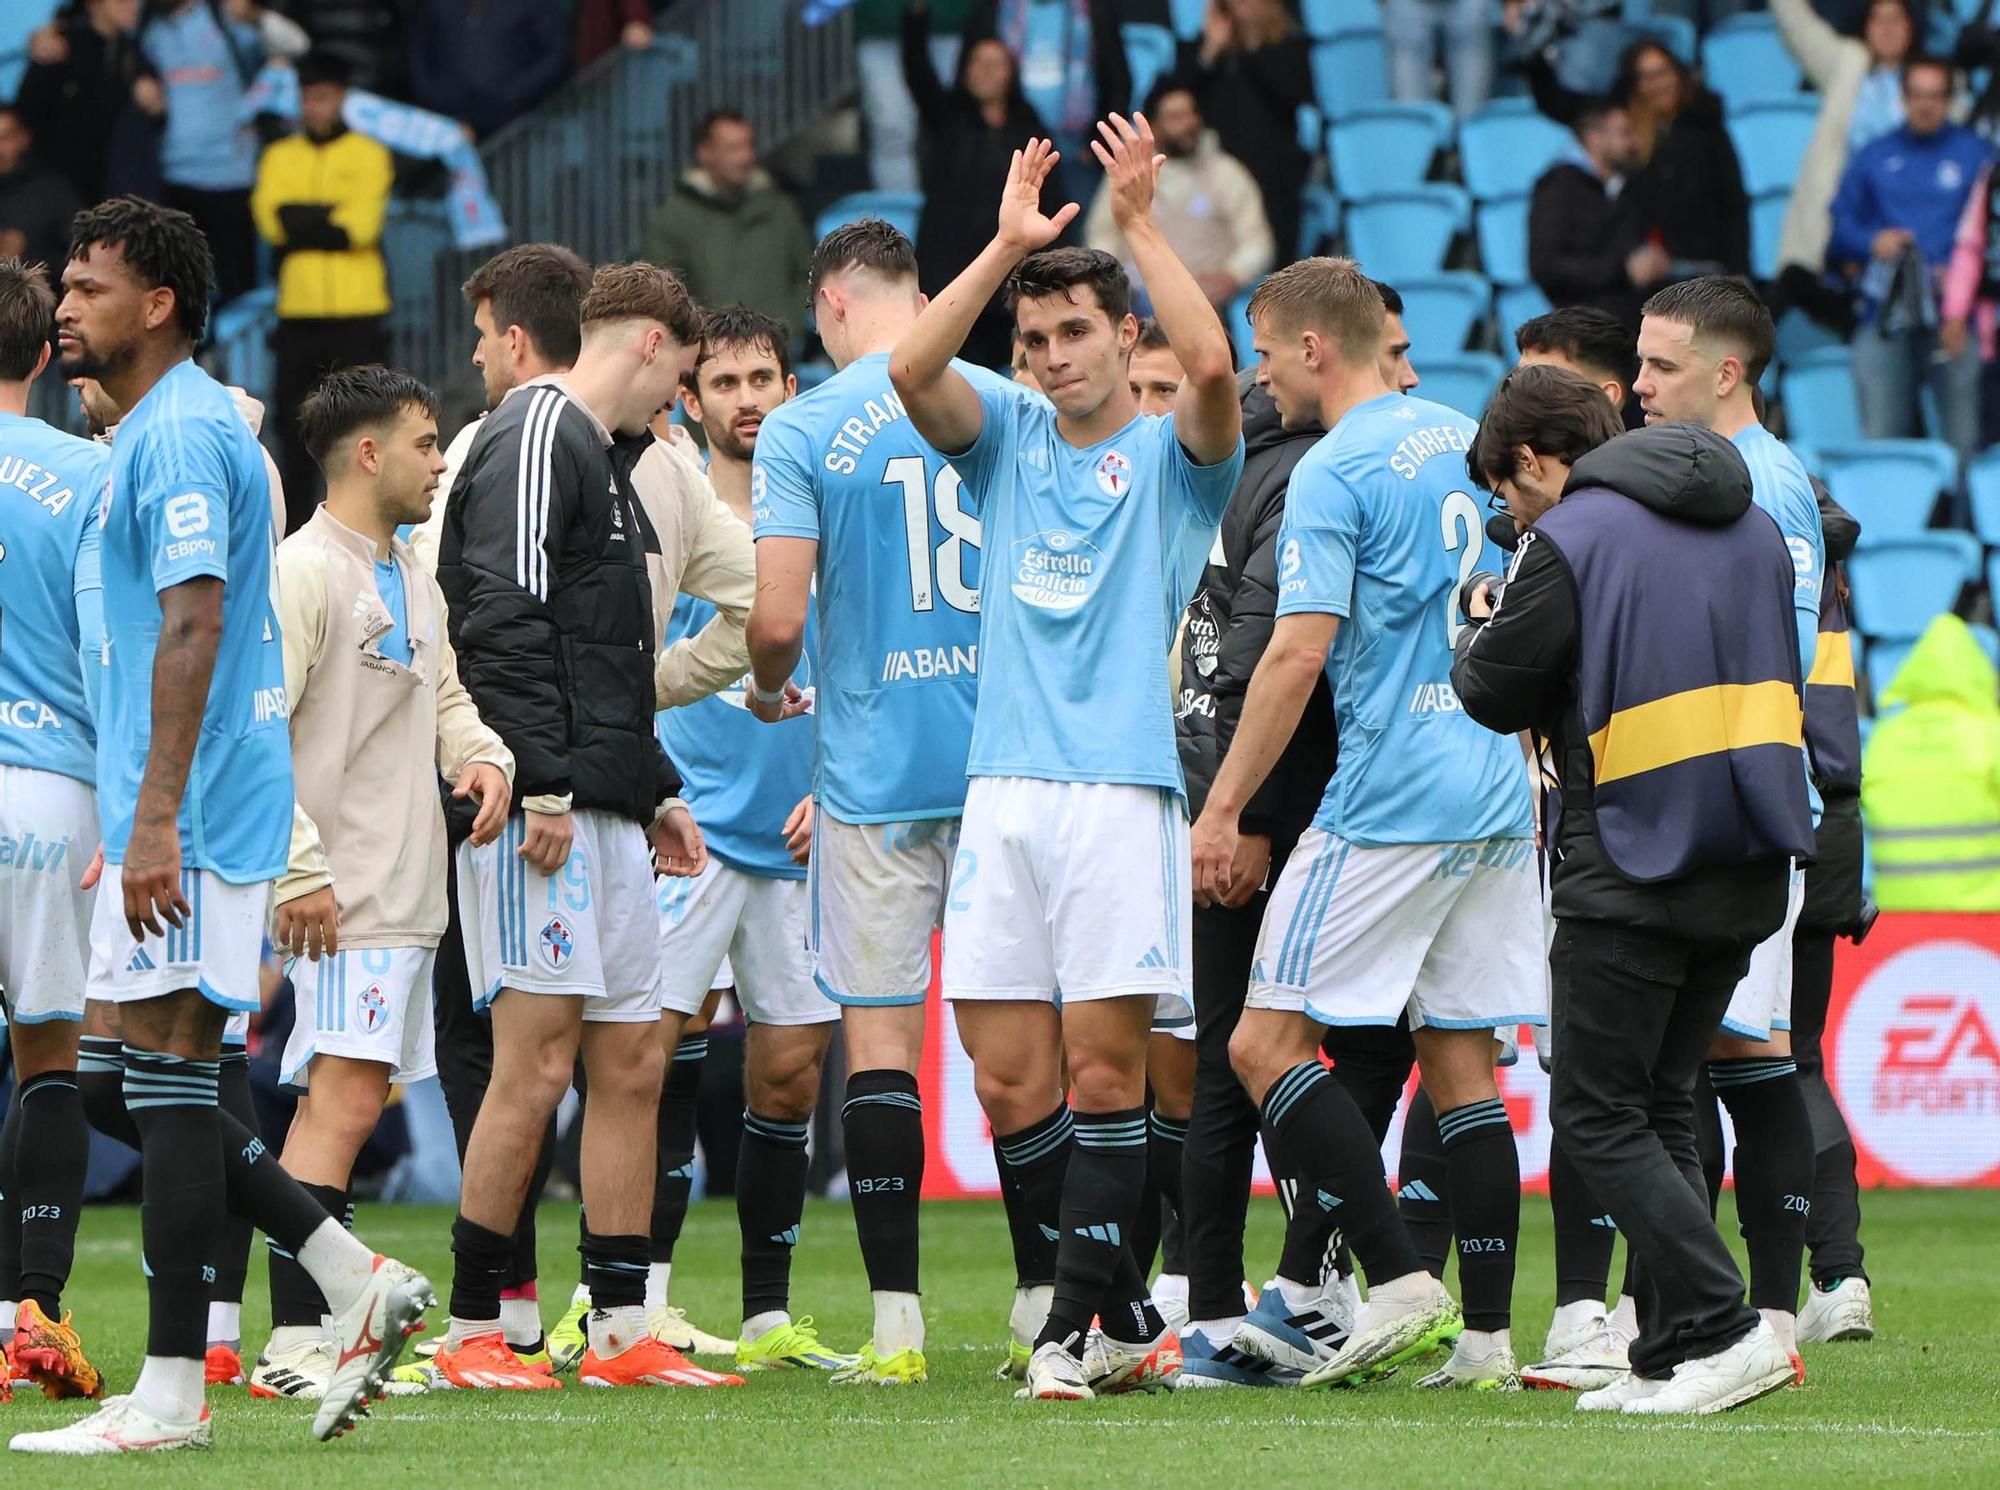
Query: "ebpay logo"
1010 528 1103 612
1837 941 2000 1183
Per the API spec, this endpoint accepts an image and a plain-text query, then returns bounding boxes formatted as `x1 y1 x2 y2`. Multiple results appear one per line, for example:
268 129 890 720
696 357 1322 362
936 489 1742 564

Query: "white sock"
1459 1326 1510 1358
500 1296 542 1346
266 1323 322 1357
645 1262 671 1313
1371 1270 1442 1305
742 1309 788 1341
571 1281 592 1307
0 1300 16 1335
296 1218 375 1315
1274 1275 1319 1311
446 1315 503 1350
1549 1298 1607 1343
587 1304 647 1358
1610 1293 1639 1336
206 1300 241 1346
1151 1272 1189 1308
131 1355 206 1424
872 1290 923 1354
1008 1284 1051 1345
1190 1316 1243 1343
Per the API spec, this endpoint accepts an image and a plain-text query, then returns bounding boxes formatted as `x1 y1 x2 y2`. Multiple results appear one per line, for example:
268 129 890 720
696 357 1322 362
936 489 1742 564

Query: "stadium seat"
815 191 924 244
1865 637 1915 703
1780 349 1862 452
0 0 61 100
1847 534 1981 640
1329 103 1455 201
1474 194 1531 285
1774 304 1845 368
1967 448 2000 545
1298 102 1325 155
1459 107 1571 202
1701 24 1804 109
1312 31 1390 120
1821 439 1961 543
1302 0 1381 37
1495 282 1553 338
209 289 278 403
1641 13 1699 65
1121 23 1177 112
1972 621 2000 670
1397 272 1491 354
1728 100 1819 197
1227 282 1259 369
1169 0 1206 39
1345 185 1469 276
1419 352 1507 417
1298 184 1342 258
1751 190 1790 280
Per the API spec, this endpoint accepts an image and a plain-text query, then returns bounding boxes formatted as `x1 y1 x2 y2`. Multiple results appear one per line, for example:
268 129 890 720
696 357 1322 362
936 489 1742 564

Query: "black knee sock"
450 1214 514 1322
1436 1098 1519 1333
579 1224 648 1312
736 1110 809 1322
1808 1140 1867 1286
0 1090 22 1306
218 1106 327 1257
1548 1136 1618 1307
123 1046 224 1360
268 1182 348 1328
78 1036 139 1146
1127 1160 1165 1280
1397 1088 1452 1278
1148 1111 1188 1267
1262 1061 1420 1286
212 1051 257 1311
994 1103 1072 1288
652 1036 705 1264
1100 1237 1167 1346
1693 1069 1726 1213
1709 1058 1813 1313
1263 1119 1333 1285
13 1071 89 1316
841 1069 923 1293
1038 1108 1149 1354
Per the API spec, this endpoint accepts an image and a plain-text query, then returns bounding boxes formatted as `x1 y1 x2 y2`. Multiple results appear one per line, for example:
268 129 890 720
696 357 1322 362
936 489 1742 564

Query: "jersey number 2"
883 456 980 614
1440 490 1481 647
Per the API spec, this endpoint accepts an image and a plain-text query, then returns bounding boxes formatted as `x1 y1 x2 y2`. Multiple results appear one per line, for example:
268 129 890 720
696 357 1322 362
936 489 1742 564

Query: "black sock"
451 1213 514 1322
1127 1160 1165 1280
123 1046 224 1360
0 1089 21 1307
78 1036 139 1146
1264 1119 1334 1286
1548 1136 1618 1307
1038 1108 1149 1355
218 1106 327 1256
1262 1061 1420 1285
13 1072 87 1315
1397 1088 1452 1278
1101 1240 1167 1346
268 1182 347 1327
1148 1110 1188 1269
993 1103 1072 1288
1436 1097 1519 1333
212 1051 257 1316
580 1225 649 1311
736 1110 809 1321
652 1035 705 1264
1709 1058 1813 1313
842 1069 922 1293
1808 1140 1867 1286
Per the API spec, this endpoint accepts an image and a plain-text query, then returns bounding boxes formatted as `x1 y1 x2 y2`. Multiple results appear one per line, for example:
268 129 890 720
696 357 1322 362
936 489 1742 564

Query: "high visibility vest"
1864 705 2000 911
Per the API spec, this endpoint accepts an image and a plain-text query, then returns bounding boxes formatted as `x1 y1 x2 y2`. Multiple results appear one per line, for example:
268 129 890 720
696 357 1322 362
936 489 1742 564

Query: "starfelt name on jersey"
819 389 910 475
1388 423 1474 482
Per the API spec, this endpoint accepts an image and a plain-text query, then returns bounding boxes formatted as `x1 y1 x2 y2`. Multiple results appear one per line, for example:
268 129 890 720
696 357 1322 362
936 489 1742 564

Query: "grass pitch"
6 1190 1997 1488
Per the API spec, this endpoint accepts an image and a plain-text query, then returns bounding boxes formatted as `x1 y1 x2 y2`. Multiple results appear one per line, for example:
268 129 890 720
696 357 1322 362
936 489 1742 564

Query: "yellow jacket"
252 128 393 318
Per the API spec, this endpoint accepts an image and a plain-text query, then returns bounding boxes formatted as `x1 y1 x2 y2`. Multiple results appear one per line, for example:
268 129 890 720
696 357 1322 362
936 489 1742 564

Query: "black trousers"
272 316 388 533
163 183 257 309
1549 919 1762 1378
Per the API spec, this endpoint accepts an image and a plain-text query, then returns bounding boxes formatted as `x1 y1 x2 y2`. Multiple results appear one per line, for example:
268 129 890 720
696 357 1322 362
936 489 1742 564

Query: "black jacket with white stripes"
437 380 679 824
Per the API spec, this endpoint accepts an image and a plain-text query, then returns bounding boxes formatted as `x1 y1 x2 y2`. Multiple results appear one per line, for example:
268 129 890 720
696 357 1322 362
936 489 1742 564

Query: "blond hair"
1246 257 1383 367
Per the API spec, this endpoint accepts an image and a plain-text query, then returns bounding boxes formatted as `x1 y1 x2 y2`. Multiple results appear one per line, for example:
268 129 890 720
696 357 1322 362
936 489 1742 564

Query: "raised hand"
1092 113 1166 232
996 138 1081 254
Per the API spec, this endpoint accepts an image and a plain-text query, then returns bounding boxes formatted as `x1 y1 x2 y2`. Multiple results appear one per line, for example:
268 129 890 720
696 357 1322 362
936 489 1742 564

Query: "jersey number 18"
883 455 980 614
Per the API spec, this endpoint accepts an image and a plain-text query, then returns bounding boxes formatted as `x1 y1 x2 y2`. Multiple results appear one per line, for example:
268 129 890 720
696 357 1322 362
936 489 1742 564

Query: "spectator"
279 0 407 96
961 0 1129 193
0 107 83 274
858 0 975 192
405 0 571 138
1774 0 1917 283
1829 57 1993 455
1168 0 1313 266
903 0 1049 369
1943 162 2000 441
1084 84 1273 313
141 0 310 307
1386 0 1494 119
1515 302 1645 427
16 0 159 205
1528 95 1645 328
574 0 656 69
641 112 812 335
251 52 393 529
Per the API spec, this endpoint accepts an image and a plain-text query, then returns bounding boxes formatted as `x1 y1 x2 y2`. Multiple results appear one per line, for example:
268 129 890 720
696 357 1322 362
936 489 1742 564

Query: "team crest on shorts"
1094 449 1131 497
357 982 389 1034
540 915 577 970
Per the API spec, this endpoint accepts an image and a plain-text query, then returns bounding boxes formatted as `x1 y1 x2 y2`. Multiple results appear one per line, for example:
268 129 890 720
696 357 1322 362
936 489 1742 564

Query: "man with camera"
1450 365 1815 1416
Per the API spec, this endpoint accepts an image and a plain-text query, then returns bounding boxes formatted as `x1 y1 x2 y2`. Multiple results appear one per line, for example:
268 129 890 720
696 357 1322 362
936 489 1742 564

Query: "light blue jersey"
1278 393 1532 846
97 361 291 883
657 592 817 880
752 353 1021 824
0 413 110 786
949 391 1242 793
374 556 412 667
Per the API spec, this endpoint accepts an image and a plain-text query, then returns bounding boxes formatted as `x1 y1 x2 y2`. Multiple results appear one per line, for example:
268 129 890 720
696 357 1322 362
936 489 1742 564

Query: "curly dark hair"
67 195 213 343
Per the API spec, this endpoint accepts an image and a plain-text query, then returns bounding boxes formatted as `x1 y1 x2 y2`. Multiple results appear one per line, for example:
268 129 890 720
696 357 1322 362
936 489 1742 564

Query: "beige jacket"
1773 0 1876 275
275 508 514 945
1086 131 1276 294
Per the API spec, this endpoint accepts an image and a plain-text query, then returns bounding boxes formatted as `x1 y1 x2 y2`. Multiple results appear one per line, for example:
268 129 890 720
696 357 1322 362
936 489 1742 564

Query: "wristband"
750 679 788 705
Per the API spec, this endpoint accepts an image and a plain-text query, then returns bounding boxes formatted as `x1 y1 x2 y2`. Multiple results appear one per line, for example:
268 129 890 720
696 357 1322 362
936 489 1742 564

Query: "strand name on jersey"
0 456 79 517
1388 423 1472 482
880 644 977 682
821 390 910 475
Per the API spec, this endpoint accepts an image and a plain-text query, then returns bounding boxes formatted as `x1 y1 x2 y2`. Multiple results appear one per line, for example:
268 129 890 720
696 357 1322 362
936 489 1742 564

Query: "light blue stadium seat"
1701 25 1804 109
1122 23 1177 112
1346 185 1469 276
1751 190 1789 280
0 0 61 100
1169 0 1206 40
1781 349 1862 451
1821 439 1961 544
1728 100 1819 197
1459 107 1572 202
1475 194 1531 285
1227 282 1260 369
793 361 835 392
1774 305 1844 368
1641 13 1699 65
1495 281 1553 337
1847 534 1981 640
1298 185 1342 258
1329 102 1455 201
1303 0 1382 37
1972 621 2000 669
1298 102 1325 155
815 191 924 244
1398 272 1491 354
1419 352 1507 417
1967 448 2000 545
1312 31 1390 120
1865 637 1915 704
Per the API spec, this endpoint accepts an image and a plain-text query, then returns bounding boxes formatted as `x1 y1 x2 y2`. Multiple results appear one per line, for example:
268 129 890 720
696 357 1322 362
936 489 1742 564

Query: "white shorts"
1720 862 1806 1042
280 945 438 1086
942 777 1192 1022
86 866 271 1012
656 859 835 1026
457 808 662 1023
223 1011 251 1047
0 764 97 1023
1246 830 1546 1034
809 813 958 1007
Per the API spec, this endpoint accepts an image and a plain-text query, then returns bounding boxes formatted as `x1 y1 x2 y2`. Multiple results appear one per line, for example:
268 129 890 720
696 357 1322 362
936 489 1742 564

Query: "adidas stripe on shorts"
86 866 272 1012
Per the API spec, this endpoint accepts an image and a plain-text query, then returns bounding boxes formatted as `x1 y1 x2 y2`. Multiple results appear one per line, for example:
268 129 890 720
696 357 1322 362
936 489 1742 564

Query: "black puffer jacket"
1176 372 1334 863
439 382 678 824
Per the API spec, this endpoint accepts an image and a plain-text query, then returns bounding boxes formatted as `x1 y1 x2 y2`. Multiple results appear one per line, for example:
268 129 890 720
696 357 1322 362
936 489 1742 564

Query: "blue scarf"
996 0 1094 137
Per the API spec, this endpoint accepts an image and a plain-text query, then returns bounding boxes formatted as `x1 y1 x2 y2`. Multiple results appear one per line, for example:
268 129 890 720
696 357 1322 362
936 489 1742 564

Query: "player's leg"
1396 1087 1453 1276
1144 1027 1195 1330
5 1018 95 1400
208 1014 259 1386
1521 1135 1631 1390
1789 923 1871 1340
1316 1019 1415 1288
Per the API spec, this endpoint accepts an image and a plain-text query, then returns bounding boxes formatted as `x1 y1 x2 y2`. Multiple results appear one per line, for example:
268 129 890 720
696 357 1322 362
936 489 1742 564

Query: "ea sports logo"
357 982 389 1034
540 915 576 971
1836 940 2000 1183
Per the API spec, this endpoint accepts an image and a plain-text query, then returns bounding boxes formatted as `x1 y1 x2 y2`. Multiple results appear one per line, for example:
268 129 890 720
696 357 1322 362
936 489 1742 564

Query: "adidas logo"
127 947 156 973
1134 945 1171 970
666 1162 694 1180
1398 1179 1440 1204
771 1226 800 1246
1037 1223 1061 1242
1074 1222 1122 1246
1315 1188 1343 1212
1590 1214 1617 1229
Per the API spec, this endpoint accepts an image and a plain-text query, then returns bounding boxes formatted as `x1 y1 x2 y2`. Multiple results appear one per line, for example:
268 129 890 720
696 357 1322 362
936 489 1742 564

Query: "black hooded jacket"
1175 374 1334 863
1452 422 1791 942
